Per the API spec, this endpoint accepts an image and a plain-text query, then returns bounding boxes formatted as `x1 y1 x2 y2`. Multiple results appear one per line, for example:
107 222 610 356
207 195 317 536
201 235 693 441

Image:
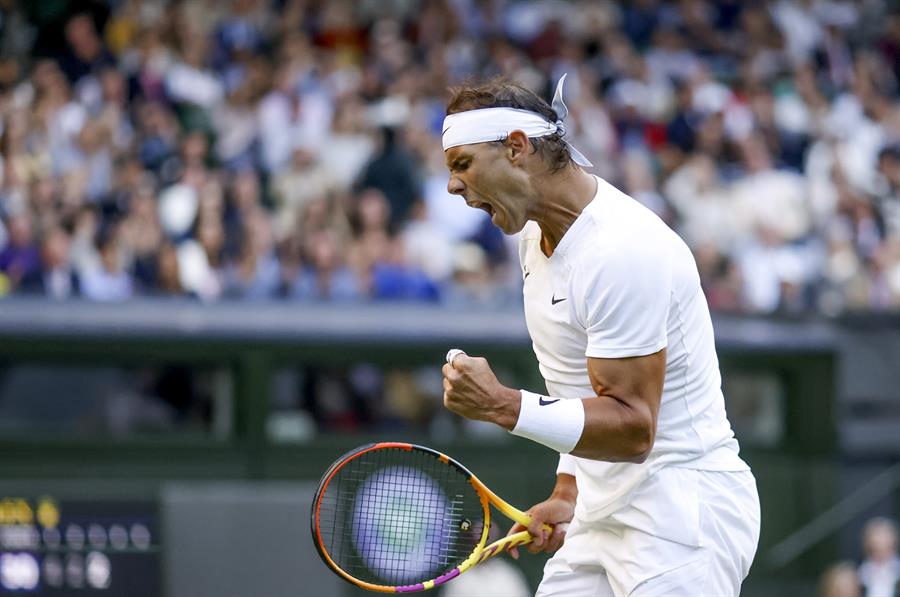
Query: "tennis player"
440 75 760 596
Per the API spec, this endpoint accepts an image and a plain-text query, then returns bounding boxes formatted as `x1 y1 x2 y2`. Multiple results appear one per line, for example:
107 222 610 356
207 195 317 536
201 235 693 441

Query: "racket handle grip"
476 521 554 564
477 530 533 564
478 522 554 561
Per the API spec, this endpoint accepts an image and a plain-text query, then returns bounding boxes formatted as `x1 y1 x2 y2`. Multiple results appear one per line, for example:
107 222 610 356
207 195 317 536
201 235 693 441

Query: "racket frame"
310 442 546 593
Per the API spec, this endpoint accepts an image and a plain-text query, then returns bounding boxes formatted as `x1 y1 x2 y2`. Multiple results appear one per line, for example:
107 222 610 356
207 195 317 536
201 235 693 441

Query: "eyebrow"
447 154 471 170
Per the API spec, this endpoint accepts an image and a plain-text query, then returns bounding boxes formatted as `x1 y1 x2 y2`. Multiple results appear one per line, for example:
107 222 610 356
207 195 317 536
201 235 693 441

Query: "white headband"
441 73 593 168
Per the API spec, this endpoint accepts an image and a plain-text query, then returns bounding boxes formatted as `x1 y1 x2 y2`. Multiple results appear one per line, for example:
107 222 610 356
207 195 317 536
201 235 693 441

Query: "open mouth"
467 201 494 217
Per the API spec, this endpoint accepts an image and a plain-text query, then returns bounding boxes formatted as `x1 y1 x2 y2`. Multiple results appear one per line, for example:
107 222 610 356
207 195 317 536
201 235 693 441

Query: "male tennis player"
440 75 760 596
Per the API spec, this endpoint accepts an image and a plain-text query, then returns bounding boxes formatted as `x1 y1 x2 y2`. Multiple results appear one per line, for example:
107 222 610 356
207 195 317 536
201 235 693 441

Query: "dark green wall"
0 305 846 592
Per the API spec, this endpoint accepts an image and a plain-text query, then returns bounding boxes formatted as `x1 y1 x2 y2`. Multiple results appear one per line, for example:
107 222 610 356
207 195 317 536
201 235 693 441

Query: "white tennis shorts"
536 468 760 597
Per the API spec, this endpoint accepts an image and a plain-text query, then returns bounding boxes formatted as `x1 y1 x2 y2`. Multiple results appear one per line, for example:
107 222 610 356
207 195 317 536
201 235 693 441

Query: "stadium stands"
0 0 896 313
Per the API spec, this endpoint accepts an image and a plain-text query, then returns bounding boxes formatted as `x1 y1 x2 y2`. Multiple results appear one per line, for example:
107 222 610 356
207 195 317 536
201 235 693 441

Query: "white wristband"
511 390 585 454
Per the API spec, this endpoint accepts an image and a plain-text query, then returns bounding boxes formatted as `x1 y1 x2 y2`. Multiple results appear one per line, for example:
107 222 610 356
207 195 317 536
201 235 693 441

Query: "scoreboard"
0 496 159 595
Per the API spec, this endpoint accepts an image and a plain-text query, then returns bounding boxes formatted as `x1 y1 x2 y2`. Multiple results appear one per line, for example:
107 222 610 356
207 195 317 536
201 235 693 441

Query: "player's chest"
521 254 587 352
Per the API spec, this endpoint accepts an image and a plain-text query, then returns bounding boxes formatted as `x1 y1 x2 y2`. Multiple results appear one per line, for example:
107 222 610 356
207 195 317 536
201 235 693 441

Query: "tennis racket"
310 442 551 593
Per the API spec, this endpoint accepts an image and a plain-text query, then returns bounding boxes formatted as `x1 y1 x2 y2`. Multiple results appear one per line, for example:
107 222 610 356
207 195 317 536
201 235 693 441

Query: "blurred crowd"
0 0 898 314
820 517 900 597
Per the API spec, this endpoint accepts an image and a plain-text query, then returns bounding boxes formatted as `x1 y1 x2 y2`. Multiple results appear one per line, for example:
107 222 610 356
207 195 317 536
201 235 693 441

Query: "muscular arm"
442 348 666 463
571 349 666 462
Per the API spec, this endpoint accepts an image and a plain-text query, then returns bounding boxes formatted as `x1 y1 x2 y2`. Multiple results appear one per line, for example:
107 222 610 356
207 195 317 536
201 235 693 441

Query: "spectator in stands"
348 188 439 302
288 228 362 302
271 142 341 241
0 213 40 291
136 101 179 176
80 226 133 302
119 182 162 288
358 127 422 232
222 207 279 299
196 208 227 287
317 95 375 190
820 561 863 597
150 242 187 297
859 517 900 597
58 13 115 85
441 242 497 308
19 226 79 299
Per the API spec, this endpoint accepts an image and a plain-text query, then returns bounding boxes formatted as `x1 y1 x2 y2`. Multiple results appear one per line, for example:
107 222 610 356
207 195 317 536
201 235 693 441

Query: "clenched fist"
442 350 521 430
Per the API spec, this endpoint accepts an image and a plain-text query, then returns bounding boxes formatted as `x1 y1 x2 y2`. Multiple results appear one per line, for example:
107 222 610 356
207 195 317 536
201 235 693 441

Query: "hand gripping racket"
310 442 552 592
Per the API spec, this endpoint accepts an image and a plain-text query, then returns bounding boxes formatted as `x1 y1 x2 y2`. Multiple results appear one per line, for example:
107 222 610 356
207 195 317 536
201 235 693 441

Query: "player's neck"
534 167 597 258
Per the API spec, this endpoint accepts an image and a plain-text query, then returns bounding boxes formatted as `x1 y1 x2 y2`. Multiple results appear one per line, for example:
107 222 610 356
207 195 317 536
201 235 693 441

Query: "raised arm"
441 348 665 463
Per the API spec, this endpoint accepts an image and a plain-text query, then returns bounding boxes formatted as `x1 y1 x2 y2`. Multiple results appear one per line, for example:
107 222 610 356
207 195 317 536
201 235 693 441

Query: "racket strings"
316 447 484 586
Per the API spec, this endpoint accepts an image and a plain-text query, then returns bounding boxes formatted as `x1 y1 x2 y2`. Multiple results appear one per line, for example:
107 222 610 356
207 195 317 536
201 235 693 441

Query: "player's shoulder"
569 197 673 276
592 177 664 229
588 179 675 245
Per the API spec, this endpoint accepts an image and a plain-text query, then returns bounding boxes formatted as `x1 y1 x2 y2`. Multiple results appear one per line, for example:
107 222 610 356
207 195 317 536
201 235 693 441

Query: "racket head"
311 443 491 592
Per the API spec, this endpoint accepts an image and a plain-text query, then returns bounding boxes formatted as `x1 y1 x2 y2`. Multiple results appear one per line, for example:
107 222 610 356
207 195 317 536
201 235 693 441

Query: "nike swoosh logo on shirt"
551 295 567 305
539 397 560 406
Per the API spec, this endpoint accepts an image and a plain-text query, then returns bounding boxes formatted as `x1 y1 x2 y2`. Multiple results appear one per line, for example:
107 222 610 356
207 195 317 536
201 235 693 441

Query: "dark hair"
446 78 572 172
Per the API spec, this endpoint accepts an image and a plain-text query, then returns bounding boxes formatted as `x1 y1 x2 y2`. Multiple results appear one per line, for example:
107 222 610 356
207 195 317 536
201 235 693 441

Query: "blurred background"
0 0 897 595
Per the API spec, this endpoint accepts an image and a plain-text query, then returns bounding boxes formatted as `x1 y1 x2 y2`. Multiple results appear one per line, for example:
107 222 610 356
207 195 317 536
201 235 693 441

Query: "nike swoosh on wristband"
538 397 560 406
551 295 566 305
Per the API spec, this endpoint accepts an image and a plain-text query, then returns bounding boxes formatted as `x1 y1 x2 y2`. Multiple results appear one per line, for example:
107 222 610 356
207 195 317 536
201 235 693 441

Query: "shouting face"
445 140 532 235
